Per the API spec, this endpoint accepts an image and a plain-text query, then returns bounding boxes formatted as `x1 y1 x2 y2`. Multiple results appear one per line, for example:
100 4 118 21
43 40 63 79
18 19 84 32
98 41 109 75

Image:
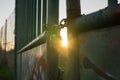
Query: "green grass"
0 64 13 80
0 49 14 80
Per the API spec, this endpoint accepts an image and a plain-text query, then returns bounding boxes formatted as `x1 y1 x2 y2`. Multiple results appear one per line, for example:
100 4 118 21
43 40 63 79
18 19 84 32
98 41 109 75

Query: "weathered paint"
15 0 120 80
17 43 47 80
79 25 120 80
72 4 120 33
16 0 59 80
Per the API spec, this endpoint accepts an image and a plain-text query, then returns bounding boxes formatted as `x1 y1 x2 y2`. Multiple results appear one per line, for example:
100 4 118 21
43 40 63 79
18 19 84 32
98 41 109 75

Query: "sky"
59 0 120 21
0 0 120 28
0 0 15 27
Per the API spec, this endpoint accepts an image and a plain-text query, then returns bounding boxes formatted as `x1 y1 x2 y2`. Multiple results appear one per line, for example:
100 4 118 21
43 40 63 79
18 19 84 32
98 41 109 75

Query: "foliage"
0 49 14 80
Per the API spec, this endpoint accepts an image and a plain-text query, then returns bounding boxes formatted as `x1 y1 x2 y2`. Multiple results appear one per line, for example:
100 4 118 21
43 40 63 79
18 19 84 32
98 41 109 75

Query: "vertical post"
36 0 38 36
66 0 81 80
42 0 47 32
14 0 18 80
40 0 47 33
3 20 7 65
40 0 43 33
5 20 7 54
32 0 37 39
0 28 1 46
38 0 41 35
46 0 59 80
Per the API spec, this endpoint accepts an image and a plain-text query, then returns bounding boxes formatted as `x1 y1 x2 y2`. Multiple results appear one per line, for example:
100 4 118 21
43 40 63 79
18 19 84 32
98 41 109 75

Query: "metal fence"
0 11 15 52
15 0 120 80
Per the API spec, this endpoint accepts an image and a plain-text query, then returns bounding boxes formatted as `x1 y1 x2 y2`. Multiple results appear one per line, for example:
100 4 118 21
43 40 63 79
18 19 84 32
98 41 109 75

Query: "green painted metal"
46 0 59 80
42 0 47 32
108 0 118 6
78 25 120 80
37 0 41 35
66 0 81 80
15 0 37 51
15 0 38 80
65 0 120 80
15 0 59 80
32 0 37 38
72 4 120 33
15 0 120 80
68 1 120 80
17 32 46 53
14 0 18 79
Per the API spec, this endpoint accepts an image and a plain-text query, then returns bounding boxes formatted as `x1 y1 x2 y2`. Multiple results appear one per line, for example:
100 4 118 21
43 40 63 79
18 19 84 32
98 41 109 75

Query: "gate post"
46 0 59 80
66 0 81 80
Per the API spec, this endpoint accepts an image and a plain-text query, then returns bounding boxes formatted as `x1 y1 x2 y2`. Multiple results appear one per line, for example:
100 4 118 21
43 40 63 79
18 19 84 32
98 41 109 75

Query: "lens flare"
60 27 68 47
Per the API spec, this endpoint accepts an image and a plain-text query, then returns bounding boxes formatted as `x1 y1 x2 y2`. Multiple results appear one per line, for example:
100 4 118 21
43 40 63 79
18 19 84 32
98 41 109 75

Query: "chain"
44 18 68 31
43 18 68 41
59 18 68 28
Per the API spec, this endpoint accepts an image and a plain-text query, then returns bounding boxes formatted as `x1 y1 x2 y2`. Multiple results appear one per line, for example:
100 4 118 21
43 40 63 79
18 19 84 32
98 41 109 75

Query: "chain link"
60 18 68 28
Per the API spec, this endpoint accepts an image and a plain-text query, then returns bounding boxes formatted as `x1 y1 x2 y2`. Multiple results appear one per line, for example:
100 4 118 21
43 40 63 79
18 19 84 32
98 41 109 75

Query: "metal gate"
15 0 120 80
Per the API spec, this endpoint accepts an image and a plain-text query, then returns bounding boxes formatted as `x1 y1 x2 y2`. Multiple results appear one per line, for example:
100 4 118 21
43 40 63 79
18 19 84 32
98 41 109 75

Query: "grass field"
0 64 13 80
0 50 14 80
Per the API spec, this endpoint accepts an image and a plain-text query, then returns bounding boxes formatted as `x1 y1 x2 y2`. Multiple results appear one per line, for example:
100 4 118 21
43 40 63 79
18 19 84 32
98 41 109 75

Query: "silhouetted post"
46 0 59 80
3 20 7 65
66 0 81 80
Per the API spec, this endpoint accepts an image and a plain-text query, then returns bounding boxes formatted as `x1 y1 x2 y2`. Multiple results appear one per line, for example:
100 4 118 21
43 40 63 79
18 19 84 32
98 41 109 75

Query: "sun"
60 27 68 47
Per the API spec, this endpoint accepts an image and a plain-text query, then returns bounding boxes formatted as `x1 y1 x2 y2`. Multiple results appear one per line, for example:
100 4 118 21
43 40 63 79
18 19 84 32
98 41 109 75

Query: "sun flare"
60 27 68 47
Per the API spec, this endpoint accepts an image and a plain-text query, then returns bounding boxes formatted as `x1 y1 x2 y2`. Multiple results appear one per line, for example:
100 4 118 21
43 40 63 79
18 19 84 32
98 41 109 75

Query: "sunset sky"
0 0 120 28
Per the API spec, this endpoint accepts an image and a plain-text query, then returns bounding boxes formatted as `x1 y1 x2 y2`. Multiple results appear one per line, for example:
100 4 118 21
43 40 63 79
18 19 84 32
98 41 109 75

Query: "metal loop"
60 18 67 28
